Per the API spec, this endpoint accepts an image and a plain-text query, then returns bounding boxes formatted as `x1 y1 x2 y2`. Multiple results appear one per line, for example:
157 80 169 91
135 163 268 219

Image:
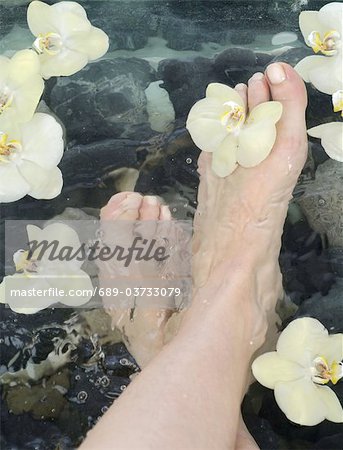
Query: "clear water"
1 1 342 449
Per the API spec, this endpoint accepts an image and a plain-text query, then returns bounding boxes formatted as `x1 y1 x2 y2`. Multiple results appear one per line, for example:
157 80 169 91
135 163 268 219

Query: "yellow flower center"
332 90 343 117
0 133 22 163
308 30 340 56
14 250 38 273
33 32 63 56
0 86 14 115
311 356 343 385
221 101 245 132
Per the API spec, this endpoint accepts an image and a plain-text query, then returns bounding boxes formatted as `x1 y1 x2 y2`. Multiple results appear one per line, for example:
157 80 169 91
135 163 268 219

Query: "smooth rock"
294 279 343 333
48 58 156 144
158 57 216 118
145 80 175 132
272 31 298 46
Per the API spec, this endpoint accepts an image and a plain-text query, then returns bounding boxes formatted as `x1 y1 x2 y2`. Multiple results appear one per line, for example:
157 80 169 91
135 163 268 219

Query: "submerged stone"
48 58 156 144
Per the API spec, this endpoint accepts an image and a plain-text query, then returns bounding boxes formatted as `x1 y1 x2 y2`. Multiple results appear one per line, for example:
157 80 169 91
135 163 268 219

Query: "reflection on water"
0 1 341 449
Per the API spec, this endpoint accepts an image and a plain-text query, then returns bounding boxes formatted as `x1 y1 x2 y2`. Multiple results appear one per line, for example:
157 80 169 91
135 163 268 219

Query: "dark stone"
135 128 199 219
158 57 216 118
213 47 258 85
294 280 343 333
280 219 335 304
48 58 156 144
314 433 343 449
83 1 159 51
306 84 339 130
256 52 274 67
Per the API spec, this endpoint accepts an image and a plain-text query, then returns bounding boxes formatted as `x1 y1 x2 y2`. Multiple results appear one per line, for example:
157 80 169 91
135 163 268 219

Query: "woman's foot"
99 193 175 368
190 62 308 346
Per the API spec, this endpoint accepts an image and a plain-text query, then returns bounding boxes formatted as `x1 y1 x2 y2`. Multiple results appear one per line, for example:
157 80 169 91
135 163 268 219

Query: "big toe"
265 63 308 171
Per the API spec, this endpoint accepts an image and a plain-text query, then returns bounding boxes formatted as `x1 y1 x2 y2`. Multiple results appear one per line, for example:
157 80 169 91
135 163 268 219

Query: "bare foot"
99 192 174 368
190 63 307 347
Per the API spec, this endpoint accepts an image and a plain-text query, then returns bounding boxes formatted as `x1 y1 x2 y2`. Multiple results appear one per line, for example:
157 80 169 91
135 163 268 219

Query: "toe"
160 205 172 221
235 83 248 110
101 192 142 221
265 63 308 162
139 196 161 220
247 72 270 111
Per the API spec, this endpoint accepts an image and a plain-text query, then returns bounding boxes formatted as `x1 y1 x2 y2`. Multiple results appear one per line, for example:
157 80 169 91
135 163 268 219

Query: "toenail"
249 72 264 83
235 83 246 90
266 63 286 85
144 195 158 206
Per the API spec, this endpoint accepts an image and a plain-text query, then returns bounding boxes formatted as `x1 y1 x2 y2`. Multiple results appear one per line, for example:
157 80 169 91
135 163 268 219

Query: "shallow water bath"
0 1 342 449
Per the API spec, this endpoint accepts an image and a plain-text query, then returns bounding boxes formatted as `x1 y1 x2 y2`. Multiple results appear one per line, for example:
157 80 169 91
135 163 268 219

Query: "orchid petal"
27 222 82 268
295 55 343 95
39 47 88 78
299 11 328 47
274 378 343 426
247 101 283 125
276 318 329 367
19 161 63 200
211 134 238 177
21 113 64 169
186 117 227 153
187 98 226 124
252 352 305 389
0 164 30 203
43 265 93 306
308 122 343 162
319 2 343 32
8 50 42 87
0 274 53 314
325 334 343 365
206 83 245 110
13 77 45 124
27 1 57 36
316 384 343 423
237 120 276 167
66 27 109 61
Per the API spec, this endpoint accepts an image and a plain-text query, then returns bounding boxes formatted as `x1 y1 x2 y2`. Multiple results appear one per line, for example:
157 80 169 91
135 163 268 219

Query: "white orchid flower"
307 122 343 162
295 2 343 95
0 222 93 314
0 113 64 203
27 1 109 79
252 318 343 426
0 49 44 123
186 83 282 177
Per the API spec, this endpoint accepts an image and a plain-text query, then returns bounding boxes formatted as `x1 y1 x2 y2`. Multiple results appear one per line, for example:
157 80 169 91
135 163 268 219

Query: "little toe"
247 72 270 111
160 205 172 221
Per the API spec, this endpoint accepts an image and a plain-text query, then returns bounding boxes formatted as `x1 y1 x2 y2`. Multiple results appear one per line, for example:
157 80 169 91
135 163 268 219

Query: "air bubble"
186 158 192 164
101 406 109 414
120 385 127 391
77 390 88 403
120 358 129 366
100 376 110 387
